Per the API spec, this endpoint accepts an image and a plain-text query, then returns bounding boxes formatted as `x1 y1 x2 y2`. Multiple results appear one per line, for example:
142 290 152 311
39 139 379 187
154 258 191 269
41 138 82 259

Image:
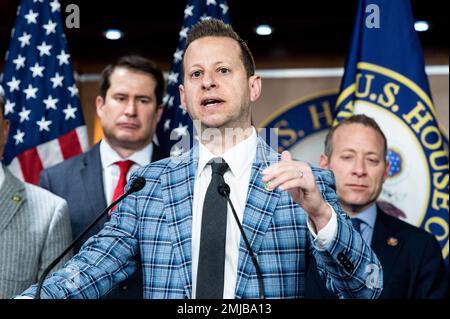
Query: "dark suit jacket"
306 206 449 299
38 142 168 299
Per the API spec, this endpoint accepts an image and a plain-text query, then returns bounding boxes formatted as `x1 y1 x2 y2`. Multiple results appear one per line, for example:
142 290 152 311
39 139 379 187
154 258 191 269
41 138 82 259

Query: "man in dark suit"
38 56 169 299
306 114 448 299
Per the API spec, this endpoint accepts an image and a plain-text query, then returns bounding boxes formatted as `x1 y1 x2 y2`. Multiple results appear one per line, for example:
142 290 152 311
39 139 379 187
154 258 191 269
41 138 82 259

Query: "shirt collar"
197 127 257 178
99 139 153 168
354 204 377 229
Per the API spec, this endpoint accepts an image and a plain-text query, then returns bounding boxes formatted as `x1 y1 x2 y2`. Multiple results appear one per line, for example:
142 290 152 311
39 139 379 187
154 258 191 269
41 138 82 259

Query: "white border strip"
258 68 345 78
75 65 449 81
257 65 449 78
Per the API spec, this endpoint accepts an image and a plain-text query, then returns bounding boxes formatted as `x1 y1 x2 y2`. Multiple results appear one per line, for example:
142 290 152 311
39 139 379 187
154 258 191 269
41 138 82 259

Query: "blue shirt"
352 204 377 245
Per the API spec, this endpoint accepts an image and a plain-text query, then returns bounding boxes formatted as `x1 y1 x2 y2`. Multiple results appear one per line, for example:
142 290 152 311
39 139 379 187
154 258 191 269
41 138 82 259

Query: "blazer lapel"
160 147 198 298
235 138 281 298
371 207 403 285
0 167 26 235
79 144 107 229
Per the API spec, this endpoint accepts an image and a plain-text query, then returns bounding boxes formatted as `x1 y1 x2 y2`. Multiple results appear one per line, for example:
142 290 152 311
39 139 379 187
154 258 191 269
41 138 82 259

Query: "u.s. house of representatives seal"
259 69 449 261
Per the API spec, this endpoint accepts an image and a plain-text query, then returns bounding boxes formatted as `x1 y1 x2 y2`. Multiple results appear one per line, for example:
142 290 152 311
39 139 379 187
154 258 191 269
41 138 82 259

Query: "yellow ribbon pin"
12 195 22 203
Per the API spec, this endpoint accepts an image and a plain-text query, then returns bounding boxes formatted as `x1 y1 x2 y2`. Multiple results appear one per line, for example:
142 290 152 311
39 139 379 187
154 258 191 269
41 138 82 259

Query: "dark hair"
324 114 388 159
184 19 255 77
99 55 165 105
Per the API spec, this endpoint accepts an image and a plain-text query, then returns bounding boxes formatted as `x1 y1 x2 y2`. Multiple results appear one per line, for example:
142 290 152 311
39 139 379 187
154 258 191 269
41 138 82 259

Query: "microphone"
35 177 146 299
218 182 265 299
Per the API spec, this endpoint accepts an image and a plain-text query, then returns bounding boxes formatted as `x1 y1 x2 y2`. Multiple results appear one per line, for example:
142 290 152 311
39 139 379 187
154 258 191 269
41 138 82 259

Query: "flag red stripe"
58 129 83 160
17 148 43 184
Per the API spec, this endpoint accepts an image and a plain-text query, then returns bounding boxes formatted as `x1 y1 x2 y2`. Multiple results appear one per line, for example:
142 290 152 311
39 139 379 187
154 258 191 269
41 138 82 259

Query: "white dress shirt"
191 127 337 298
99 140 153 205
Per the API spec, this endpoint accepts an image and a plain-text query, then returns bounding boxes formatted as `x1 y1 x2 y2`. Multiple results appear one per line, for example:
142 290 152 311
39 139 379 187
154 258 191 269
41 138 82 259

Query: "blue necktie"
351 218 363 234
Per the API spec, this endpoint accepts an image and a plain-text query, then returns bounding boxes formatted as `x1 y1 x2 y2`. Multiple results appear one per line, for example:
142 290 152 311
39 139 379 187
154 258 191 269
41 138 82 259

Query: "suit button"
345 262 354 272
121 285 128 291
337 252 355 272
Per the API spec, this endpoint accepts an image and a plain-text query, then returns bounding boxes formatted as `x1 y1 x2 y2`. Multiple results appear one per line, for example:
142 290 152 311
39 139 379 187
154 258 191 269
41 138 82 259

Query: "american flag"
155 0 230 156
1 0 88 184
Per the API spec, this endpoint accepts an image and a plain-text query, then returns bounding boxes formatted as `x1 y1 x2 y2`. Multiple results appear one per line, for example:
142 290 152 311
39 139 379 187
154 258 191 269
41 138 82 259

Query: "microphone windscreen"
130 177 146 193
218 183 230 196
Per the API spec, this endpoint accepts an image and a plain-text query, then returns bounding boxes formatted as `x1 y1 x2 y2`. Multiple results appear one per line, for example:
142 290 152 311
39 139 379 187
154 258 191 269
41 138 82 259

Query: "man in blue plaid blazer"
20 19 382 299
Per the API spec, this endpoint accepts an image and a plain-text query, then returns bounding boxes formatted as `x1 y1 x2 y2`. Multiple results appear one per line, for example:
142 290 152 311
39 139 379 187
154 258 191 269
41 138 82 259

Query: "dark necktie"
351 218 363 234
196 157 229 299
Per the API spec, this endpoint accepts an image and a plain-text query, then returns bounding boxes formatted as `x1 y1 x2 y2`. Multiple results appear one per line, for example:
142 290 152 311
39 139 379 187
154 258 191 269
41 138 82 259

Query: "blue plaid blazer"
23 138 382 299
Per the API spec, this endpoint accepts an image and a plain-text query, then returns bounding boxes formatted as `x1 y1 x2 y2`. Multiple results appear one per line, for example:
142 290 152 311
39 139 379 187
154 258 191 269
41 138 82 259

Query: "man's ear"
155 104 164 124
249 75 262 102
319 154 329 169
2 119 10 141
95 96 105 117
383 159 390 182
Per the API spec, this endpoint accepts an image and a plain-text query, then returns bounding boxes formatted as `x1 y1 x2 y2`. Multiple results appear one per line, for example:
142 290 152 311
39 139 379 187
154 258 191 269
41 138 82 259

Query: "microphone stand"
218 183 265 299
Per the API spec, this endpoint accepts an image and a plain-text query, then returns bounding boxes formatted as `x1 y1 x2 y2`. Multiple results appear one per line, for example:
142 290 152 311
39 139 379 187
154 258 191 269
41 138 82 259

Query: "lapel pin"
264 181 272 191
12 195 22 204
387 237 398 246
